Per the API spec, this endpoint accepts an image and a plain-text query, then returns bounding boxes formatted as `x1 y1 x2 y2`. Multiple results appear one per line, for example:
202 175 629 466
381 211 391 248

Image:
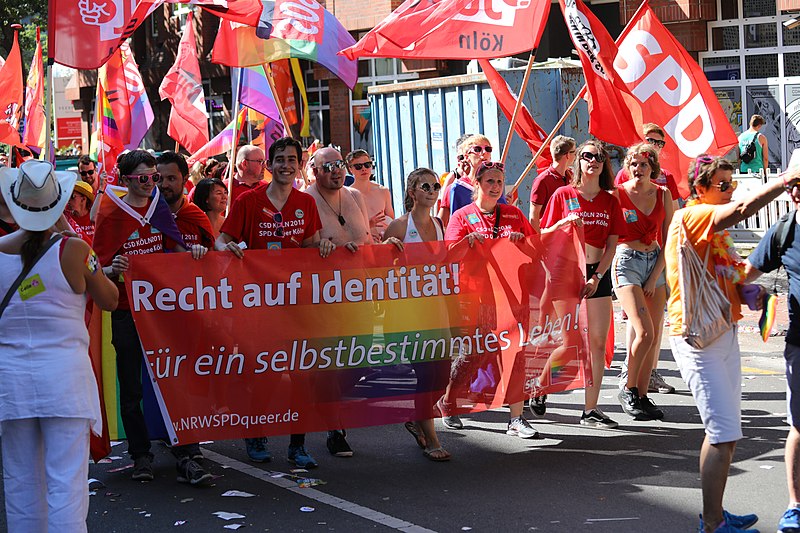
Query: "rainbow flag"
238 66 283 122
760 293 779 342
187 107 247 164
211 0 357 89
89 83 125 168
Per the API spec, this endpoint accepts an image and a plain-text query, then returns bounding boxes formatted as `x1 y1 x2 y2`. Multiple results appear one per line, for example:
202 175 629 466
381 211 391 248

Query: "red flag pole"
508 86 586 201
499 52 536 166
265 63 293 139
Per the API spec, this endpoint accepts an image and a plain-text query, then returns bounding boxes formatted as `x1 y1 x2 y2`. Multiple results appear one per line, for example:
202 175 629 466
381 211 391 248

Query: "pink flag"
159 11 209 153
120 43 154 150
0 31 23 147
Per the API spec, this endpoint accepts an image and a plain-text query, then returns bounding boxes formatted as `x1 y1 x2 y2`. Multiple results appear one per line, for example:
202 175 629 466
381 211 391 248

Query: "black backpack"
741 136 758 163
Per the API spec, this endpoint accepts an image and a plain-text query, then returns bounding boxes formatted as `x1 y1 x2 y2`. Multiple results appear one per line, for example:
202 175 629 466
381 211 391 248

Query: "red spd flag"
560 0 640 147
0 31 23 147
613 4 738 198
159 11 209 153
22 28 46 150
341 0 551 60
478 59 551 165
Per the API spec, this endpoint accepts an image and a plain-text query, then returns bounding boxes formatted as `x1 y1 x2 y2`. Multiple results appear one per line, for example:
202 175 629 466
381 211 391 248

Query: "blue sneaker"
779 507 800 532
722 510 758 530
288 445 318 469
697 515 760 533
244 437 271 462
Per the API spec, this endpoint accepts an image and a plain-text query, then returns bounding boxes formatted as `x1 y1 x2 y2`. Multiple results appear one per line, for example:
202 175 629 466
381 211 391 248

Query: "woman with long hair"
540 140 627 428
0 160 118 531
382 167 451 461
613 143 674 421
665 155 797 532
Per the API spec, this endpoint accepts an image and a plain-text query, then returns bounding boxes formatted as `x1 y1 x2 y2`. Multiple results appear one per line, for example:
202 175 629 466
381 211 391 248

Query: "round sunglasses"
416 182 442 193
122 172 162 184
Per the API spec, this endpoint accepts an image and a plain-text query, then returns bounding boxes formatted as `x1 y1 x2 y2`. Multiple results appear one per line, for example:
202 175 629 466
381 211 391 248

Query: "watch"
593 271 604 281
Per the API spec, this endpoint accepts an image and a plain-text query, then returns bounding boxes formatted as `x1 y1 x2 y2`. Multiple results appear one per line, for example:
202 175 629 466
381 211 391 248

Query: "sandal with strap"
404 421 427 449
423 447 451 462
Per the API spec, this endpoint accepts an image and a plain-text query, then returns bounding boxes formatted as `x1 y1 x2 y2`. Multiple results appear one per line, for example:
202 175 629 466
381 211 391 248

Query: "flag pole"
43 28 54 162
508 86 586 200
499 51 536 166
226 67 243 213
265 63 293 138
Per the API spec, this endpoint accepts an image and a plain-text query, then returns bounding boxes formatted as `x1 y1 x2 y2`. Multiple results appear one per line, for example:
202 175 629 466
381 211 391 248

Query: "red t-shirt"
541 185 626 248
114 205 169 311
617 185 667 245
174 200 215 248
221 185 322 250
227 178 267 206
66 212 95 245
530 166 572 207
445 202 534 242
615 168 681 201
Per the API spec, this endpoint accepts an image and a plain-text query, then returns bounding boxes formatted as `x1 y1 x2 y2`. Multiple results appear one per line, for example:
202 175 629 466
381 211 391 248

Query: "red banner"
126 228 590 444
613 4 738 198
0 31 23 147
341 0 551 60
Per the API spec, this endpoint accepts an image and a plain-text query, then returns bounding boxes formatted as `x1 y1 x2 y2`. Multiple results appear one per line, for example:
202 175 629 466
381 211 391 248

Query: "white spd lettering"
277 0 320 36
614 28 713 156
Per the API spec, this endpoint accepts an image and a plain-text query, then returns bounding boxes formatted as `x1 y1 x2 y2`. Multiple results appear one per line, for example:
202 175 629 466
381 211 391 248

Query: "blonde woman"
612 143 673 421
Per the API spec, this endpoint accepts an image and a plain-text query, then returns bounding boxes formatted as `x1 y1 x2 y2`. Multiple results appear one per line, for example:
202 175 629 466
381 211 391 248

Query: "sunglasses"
80 169 95 177
715 180 738 192
645 137 666 148
478 161 505 172
122 172 162 184
580 151 606 163
416 182 442 193
350 161 373 171
271 211 284 237
468 145 493 155
318 160 347 173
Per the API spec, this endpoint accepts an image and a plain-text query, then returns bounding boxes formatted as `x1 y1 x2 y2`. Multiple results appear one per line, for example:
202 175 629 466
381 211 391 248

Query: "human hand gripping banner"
125 225 590 445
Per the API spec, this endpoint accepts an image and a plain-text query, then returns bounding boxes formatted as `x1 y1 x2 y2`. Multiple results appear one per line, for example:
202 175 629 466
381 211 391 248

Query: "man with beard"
157 152 215 249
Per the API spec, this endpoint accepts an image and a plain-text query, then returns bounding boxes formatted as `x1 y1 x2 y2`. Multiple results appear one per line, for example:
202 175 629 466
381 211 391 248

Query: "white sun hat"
0 160 77 231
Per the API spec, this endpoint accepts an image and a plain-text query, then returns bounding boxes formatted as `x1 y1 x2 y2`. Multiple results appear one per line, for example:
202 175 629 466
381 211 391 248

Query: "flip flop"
423 447 451 462
404 421 427 449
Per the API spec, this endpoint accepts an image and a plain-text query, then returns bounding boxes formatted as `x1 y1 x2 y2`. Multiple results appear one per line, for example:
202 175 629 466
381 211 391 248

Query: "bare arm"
744 261 764 283
761 134 769 171
382 216 407 242
383 187 395 219
711 174 795 232
530 203 543 233
62 238 118 310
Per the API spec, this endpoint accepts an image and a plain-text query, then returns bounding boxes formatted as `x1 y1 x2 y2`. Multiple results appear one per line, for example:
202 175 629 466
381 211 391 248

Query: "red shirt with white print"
540 185 626 248
445 202 535 242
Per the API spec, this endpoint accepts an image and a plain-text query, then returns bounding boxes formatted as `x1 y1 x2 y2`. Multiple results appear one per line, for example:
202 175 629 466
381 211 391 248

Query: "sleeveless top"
0 242 101 436
617 185 666 246
739 130 764 173
404 213 444 243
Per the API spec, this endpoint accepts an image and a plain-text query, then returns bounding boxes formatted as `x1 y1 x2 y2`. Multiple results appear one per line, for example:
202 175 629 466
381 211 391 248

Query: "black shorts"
586 262 613 299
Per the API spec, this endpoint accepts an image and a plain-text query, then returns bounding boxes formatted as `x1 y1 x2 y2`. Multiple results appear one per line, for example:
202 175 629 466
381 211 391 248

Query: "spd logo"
453 0 530 27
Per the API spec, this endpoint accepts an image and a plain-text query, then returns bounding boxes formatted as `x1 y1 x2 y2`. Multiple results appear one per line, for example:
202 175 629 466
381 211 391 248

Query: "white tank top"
0 241 101 436
404 213 444 243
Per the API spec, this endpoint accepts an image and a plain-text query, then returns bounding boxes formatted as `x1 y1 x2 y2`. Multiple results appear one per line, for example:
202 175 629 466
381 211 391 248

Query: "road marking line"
742 366 783 376
202 449 436 533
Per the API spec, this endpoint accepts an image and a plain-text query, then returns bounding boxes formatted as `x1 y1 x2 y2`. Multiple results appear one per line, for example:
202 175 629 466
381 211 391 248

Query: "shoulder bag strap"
0 234 63 320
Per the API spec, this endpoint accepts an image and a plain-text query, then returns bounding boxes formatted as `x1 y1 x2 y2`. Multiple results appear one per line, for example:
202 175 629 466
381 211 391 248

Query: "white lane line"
202 449 436 533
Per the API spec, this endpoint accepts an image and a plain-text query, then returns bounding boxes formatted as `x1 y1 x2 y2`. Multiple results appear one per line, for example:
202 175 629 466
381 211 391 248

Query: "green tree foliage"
0 1 47 61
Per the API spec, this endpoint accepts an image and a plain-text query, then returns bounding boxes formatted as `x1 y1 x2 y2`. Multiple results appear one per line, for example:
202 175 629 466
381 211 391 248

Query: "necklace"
319 190 346 226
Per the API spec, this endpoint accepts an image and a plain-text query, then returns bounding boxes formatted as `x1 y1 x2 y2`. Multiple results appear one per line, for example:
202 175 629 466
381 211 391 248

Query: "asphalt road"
0 326 793 533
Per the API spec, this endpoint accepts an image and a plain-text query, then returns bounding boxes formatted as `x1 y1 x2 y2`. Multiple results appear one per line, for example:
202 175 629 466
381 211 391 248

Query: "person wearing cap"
65 180 95 246
0 159 119 532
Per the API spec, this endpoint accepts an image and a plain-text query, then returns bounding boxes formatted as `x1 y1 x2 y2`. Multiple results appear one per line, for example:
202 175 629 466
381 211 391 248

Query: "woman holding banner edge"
541 140 627 428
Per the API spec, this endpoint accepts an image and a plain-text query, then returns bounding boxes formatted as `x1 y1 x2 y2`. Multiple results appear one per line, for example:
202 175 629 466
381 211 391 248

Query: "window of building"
171 3 191 27
712 26 740 50
303 64 330 145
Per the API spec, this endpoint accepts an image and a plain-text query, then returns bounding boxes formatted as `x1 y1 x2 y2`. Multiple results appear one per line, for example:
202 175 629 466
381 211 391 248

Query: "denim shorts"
611 247 666 290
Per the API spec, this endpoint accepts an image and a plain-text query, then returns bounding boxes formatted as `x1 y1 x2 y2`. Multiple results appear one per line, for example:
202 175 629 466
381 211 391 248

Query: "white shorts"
669 326 742 444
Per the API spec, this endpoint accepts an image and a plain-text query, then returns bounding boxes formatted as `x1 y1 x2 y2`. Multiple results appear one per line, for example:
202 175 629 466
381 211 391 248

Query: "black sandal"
404 421 427 449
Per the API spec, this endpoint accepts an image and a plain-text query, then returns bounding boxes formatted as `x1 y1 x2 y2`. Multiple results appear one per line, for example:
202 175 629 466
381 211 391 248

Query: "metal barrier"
729 169 793 242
